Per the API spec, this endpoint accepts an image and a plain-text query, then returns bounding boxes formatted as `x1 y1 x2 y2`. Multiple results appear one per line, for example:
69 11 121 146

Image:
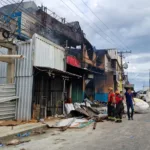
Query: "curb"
0 124 47 143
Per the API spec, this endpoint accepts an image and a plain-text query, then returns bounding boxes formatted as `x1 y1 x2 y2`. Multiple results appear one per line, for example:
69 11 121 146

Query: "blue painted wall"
3 12 29 40
95 93 108 102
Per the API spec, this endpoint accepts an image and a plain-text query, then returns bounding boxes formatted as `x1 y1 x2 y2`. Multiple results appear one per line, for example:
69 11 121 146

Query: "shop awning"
34 66 82 78
67 64 105 75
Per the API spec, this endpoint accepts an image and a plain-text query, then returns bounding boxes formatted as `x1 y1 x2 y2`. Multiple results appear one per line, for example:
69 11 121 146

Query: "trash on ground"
17 132 31 137
47 118 94 129
134 98 149 113
60 118 75 131
65 104 75 114
34 130 46 135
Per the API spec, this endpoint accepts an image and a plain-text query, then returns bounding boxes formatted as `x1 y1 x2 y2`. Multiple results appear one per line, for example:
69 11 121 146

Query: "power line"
81 0 130 51
3 0 84 43
0 0 35 33
12 0 116 48
1 0 125 51
3 0 80 44
68 0 125 49
2 0 120 49
60 0 117 48
0 1 100 64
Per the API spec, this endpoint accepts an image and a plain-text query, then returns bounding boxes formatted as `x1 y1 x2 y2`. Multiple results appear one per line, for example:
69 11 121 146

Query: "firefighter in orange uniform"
108 87 116 121
115 90 124 123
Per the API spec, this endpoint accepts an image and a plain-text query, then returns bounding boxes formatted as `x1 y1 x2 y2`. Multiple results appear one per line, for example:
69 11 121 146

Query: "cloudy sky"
2 0 150 90
33 0 150 90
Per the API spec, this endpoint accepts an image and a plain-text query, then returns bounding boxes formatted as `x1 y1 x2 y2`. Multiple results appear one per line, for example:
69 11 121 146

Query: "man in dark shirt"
125 88 134 120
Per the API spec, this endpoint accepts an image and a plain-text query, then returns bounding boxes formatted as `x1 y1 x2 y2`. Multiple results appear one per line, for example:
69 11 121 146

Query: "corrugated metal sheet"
0 84 18 120
33 34 65 71
16 77 33 121
0 101 17 120
0 48 8 84
16 40 33 77
15 41 33 121
0 41 33 121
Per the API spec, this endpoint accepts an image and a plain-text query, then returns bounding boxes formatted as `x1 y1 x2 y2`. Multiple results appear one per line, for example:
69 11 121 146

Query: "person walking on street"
108 87 116 121
125 88 134 120
115 90 124 123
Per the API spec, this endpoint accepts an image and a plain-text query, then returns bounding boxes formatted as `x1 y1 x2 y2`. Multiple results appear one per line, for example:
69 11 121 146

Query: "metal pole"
64 40 68 71
120 52 124 92
149 69 150 91
63 78 66 115
118 50 131 92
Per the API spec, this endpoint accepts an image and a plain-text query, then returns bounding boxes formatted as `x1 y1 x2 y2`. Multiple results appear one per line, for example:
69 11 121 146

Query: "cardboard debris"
32 104 40 120
60 118 75 131
48 118 94 129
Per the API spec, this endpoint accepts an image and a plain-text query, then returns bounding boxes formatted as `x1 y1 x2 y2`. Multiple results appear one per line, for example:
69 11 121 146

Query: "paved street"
2 110 150 150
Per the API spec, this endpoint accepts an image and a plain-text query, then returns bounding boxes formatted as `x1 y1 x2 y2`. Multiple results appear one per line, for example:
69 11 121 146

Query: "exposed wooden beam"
0 58 12 63
0 40 16 49
0 55 24 59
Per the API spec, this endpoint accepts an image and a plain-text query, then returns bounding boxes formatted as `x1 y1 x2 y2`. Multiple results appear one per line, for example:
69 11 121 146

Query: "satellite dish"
123 63 128 69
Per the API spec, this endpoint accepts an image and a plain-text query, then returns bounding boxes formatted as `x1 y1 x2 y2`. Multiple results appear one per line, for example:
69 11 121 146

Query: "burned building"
0 1 90 48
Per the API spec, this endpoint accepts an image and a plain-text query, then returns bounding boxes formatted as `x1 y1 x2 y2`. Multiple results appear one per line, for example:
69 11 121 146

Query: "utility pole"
118 50 131 91
62 40 68 115
149 69 150 91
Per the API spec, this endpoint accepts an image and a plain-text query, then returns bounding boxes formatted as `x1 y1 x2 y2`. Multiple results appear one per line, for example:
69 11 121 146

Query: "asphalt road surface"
3 110 150 150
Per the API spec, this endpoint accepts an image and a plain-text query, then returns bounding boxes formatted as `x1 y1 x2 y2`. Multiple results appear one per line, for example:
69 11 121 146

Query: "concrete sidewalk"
0 118 61 141
0 122 46 140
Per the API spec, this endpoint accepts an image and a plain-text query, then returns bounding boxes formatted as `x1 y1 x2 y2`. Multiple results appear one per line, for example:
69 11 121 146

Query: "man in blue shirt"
125 88 134 120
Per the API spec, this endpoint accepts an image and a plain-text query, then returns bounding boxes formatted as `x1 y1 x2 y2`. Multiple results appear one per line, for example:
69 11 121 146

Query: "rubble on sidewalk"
46 118 94 129
44 101 108 131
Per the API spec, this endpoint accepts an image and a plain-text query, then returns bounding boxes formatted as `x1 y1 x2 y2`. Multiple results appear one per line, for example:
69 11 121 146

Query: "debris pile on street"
43 101 108 131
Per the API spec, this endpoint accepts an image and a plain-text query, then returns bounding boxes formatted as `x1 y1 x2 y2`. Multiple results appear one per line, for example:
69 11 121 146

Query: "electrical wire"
0 0 125 68
2 0 120 50
1 0 82 43
0 0 98 66
0 0 34 34
68 0 125 49
60 0 117 47
81 0 130 51
0 0 23 29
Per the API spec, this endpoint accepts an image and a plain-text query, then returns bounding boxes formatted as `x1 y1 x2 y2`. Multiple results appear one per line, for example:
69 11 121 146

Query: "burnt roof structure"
0 1 93 49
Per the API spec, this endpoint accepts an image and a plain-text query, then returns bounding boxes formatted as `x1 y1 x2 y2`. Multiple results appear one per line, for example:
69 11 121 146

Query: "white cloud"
126 53 150 73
